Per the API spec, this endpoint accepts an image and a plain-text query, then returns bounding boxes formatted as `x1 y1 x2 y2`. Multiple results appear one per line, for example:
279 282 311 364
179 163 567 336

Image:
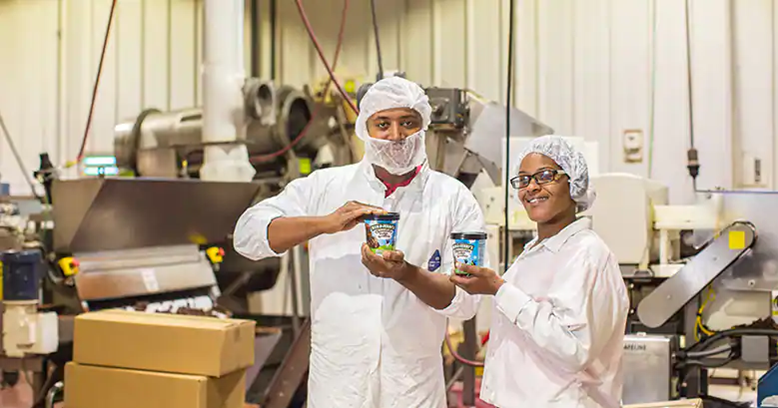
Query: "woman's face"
516 153 576 224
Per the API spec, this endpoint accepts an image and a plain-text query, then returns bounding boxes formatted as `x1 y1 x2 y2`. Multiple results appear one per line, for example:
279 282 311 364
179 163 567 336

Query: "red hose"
250 0 351 164
294 0 359 115
73 0 118 165
444 328 485 368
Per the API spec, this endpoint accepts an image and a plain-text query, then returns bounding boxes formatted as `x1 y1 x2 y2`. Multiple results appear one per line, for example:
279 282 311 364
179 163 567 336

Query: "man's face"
366 108 422 141
517 153 576 224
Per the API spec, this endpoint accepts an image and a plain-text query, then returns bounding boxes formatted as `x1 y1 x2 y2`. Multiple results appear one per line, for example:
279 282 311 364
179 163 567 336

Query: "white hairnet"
354 77 432 175
355 77 432 140
515 135 596 212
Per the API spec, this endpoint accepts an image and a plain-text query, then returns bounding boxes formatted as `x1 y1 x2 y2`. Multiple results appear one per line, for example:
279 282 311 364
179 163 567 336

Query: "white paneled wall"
273 0 778 204
3 0 778 204
0 0 254 195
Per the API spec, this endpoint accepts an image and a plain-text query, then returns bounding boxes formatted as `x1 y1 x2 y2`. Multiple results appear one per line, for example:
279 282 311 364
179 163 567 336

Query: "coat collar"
357 159 430 195
524 216 592 253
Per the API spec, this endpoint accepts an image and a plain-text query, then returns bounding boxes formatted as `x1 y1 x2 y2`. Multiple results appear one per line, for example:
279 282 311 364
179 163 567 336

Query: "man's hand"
361 243 416 282
320 201 386 234
449 263 505 295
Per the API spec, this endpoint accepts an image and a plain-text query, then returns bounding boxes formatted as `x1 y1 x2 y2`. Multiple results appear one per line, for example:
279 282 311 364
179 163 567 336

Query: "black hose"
503 0 516 272
682 343 732 359
681 356 736 368
369 0 384 79
683 0 700 187
688 328 778 352
684 0 695 149
270 0 277 80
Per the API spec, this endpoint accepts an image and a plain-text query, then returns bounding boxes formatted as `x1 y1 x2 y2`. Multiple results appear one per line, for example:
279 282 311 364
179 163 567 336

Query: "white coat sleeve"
433 187 486 320
232 172 319 261
494 250 625 373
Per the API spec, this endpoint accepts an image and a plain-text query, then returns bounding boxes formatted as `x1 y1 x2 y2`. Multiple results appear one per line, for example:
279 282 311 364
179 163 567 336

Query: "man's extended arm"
429 188 488 319
395 265 456 310
233 176 315 261
265 217 330 254
234 171 386 260
360 246 457 310
360 187 486 319
267 202 387 254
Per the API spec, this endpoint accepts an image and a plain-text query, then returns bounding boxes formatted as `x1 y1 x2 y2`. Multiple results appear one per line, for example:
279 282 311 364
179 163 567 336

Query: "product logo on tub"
371 223 396 239
453 242 475 259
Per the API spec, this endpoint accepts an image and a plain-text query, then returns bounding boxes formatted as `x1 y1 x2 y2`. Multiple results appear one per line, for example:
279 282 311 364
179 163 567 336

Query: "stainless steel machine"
47 177 264 314
0 176 291 406
113 79 353 181
573 176 778 405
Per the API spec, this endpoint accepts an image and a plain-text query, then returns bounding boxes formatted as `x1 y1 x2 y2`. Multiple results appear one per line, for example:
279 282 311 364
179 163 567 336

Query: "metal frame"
460 318 479 406
637 221 756 329
261 318 311 408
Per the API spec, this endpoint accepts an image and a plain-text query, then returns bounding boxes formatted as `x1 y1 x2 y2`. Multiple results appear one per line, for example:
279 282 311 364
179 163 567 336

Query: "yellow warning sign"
728 230 746 250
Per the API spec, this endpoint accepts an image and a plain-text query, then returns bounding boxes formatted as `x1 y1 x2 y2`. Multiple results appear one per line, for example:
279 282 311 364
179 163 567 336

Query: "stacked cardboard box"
64 309 256 408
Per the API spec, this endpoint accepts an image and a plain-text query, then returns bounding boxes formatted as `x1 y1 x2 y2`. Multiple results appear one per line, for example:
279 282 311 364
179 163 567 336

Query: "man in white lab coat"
233 76 486 408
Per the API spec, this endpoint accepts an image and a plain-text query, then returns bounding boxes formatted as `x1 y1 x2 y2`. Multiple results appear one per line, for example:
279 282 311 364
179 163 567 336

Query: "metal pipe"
45 381 64 408
200 0 255 182
290 246 302 336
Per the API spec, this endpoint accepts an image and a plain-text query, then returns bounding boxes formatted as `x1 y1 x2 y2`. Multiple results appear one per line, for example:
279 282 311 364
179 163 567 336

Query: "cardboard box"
73 310 255 377
65 362 245 408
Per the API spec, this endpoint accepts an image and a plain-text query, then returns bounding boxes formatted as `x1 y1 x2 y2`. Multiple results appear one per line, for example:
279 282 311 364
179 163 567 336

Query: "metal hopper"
51 177 263 253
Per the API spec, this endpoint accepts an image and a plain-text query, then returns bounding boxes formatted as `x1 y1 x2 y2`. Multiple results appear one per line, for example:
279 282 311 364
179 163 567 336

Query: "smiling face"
366 107 423 140
517 153 577 225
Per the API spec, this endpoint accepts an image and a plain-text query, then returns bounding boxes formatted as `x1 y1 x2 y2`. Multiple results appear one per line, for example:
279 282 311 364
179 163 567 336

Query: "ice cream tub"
363 212 400 255
451 232 487 276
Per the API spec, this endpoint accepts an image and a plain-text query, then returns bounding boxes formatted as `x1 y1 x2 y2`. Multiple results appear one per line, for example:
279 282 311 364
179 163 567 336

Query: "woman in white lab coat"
451 135 630 408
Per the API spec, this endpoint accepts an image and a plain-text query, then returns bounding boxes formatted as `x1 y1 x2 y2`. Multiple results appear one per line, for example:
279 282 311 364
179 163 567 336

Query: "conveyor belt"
637 221 756 329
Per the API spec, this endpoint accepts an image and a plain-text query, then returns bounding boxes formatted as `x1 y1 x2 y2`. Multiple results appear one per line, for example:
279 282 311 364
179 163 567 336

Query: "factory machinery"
0 79 348 407
585 177 778 406
7 46 777 405
12 73 772 407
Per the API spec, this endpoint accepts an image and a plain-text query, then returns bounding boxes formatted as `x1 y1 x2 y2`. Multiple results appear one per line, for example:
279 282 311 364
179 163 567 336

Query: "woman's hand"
449 263 505 295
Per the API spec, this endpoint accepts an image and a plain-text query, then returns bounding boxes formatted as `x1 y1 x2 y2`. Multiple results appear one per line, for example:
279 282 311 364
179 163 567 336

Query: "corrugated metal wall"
0 0 253 195
272 0 778 204
269 0 512 104
2 0 778 204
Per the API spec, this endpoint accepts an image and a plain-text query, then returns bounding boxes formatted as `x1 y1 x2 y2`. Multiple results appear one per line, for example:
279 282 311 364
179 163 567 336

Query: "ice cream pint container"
363 212 400 255
451 232 487 276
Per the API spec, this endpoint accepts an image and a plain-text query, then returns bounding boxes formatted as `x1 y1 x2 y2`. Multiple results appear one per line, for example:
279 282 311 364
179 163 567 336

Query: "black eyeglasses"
510 169 567 190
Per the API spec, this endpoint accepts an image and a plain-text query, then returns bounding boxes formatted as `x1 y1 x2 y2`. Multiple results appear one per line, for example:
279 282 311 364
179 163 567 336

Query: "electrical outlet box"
622 129 644 163
741 153 766 187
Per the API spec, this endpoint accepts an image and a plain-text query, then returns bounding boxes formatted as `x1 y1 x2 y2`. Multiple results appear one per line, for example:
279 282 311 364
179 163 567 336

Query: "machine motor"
1 248 58 358
2 248 42 301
